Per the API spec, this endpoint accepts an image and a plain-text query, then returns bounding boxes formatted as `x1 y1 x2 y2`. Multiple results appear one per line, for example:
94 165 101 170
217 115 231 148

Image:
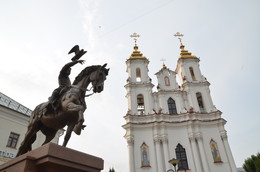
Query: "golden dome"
178 44 197 59
128 44 147 60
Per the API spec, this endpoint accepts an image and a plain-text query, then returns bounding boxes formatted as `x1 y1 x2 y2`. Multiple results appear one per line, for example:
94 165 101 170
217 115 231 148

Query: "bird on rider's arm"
68 45 87 61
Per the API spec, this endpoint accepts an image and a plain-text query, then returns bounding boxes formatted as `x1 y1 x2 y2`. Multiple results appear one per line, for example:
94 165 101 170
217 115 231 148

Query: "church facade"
122 39 237 172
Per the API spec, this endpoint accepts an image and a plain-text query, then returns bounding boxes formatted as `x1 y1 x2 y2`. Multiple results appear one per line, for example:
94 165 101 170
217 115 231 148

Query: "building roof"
0 92 32 116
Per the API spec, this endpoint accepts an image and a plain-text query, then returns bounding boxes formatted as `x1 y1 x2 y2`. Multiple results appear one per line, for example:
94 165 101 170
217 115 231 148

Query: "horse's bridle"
70 66 106 97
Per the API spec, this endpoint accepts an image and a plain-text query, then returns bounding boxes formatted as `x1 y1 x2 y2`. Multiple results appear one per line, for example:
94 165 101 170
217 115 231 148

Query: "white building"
0 92 61 165
123 40 237 172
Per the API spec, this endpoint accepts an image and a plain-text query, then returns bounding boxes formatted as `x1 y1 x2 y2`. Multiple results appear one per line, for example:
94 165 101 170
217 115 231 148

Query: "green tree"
243 153 260 172
109 167 115 172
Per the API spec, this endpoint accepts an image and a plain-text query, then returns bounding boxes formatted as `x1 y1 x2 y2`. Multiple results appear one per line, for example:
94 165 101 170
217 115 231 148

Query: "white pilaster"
154 137 164 172
196 134 210 172
162 136 171 170
221 131 237 172
127 136 135 172
189 134 203 172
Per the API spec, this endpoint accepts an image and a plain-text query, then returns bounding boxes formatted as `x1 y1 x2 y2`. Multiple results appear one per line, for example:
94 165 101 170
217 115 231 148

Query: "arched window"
196 92 205 112
137 94 145 115
189 67 196 81
210 139 222 163
168 98 177 115
175 143 189 170
136 68 141 82
141 142 151 167
164 76 170 86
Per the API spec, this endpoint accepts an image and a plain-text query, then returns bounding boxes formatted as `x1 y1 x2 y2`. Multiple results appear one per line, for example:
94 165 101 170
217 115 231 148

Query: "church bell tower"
125 33 154 116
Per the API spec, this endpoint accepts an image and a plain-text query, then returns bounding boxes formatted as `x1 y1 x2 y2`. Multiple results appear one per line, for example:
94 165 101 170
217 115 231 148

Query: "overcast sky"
0 0 259 171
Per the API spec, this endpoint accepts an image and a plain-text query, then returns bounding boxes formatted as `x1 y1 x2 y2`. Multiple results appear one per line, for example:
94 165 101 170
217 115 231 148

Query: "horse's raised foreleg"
62 124 75 147
66 102 86 135
74 110 85 135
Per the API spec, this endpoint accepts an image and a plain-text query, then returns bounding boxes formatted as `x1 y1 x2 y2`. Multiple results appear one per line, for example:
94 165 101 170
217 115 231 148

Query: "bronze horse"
17 64 109 156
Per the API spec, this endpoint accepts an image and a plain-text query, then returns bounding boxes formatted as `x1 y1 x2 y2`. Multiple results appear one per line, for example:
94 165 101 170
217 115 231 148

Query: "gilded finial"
130 32 140 46
174 32 184 49
160 58 167 69
128 32 146 60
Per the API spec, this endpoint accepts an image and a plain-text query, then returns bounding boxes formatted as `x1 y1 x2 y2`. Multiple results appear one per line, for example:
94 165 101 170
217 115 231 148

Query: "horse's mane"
73 65 101 85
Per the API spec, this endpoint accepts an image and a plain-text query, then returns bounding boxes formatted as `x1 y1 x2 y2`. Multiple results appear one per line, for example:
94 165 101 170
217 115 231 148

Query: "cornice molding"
153 90 183 95
124 82 154 88
123 111 223 126
182 80 210 88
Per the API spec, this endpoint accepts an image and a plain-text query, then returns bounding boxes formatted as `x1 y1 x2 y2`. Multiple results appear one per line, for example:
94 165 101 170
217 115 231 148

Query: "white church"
122 33 237 172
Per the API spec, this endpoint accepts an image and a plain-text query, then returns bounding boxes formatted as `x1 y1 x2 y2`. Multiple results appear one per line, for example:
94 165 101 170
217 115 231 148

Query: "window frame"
136 68 141 82
189 67 196 81
175 143 189 170
6 132 20 149
168 97 177 115
196 92 205 112
137 94 145 115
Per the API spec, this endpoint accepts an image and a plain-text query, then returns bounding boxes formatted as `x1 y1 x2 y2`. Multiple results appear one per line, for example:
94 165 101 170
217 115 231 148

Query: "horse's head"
89 63 109 93
73 64 109 93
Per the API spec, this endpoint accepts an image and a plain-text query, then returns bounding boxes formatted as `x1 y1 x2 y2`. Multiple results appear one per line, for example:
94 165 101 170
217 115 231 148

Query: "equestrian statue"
16 45 109 156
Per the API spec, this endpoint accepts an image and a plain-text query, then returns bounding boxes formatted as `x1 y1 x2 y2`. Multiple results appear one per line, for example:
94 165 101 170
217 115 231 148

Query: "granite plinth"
0 142 103 172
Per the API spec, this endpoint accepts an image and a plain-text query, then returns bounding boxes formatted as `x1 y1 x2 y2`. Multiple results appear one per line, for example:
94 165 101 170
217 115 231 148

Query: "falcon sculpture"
68 45 87 61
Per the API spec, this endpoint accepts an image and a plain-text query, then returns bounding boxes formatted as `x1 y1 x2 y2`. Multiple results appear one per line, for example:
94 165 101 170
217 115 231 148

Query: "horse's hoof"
73 126 81 135
81 125 86 130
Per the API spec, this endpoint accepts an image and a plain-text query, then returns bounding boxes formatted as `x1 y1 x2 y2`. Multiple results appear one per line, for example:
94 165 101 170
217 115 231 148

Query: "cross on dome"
174 32 184 44
160 58 167 69
130 32 140 45
174 32 185 50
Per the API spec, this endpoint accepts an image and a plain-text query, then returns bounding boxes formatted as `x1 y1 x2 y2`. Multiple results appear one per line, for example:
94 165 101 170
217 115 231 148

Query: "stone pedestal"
0 143 103 172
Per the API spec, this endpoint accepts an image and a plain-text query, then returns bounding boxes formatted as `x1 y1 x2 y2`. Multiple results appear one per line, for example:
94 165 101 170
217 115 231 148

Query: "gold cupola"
178 43 197 59
128 44 147 60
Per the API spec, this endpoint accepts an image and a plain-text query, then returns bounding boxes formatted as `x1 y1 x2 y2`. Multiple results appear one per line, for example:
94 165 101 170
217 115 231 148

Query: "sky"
0 0 259 171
